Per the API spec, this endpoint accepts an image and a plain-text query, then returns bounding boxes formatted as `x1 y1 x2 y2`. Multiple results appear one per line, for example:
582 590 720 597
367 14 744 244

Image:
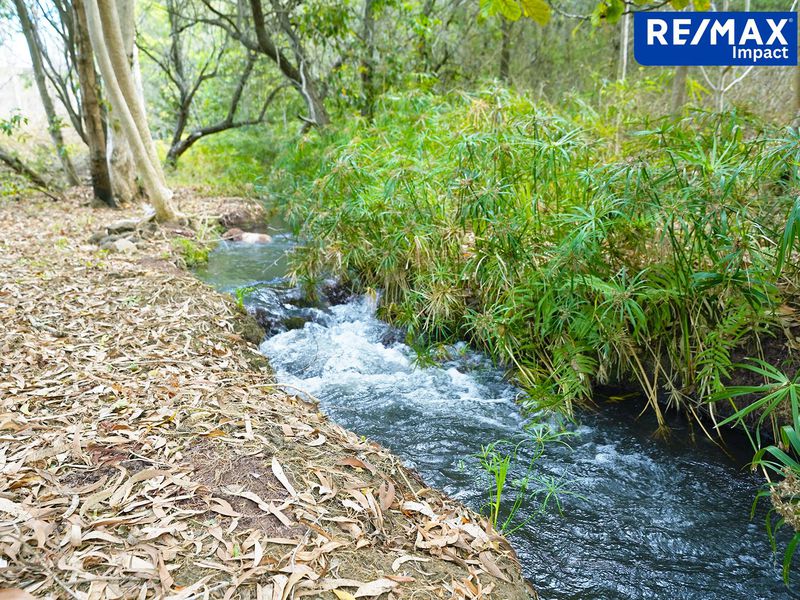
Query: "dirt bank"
0 189 532 599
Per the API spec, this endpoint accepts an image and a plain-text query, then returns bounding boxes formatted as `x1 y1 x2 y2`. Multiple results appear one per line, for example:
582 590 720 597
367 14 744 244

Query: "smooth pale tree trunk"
72 0 114 207
12 0 80 186
618 11 630 82
83 0 180 222
107 0 138 203
671 66 689 115
107 117 138 203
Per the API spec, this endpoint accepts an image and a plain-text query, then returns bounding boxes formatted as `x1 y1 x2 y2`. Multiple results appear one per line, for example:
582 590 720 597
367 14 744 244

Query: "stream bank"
198 231 800 599
0 190 530 599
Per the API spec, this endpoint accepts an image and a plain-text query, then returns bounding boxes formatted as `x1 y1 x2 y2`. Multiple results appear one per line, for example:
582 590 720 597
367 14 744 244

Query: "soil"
0 188 532 599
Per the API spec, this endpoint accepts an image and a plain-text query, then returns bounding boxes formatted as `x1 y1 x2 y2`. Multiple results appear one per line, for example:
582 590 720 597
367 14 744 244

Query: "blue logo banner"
633 11 797 66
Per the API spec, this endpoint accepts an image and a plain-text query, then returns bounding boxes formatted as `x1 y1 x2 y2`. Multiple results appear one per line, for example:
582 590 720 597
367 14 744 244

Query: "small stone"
282 316 309 330
106 219 137 234
111 238 137 254
89 230 107 244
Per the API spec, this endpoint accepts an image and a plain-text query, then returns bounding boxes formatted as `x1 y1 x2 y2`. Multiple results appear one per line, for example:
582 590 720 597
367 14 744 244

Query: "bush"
268 86 799 430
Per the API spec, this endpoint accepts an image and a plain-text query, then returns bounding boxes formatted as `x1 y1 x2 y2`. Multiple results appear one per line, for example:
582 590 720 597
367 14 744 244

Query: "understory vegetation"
270 85 800 430
476 423 578 535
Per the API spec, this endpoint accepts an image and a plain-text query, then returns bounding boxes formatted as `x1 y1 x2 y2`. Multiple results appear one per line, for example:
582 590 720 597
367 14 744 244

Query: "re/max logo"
633 12 798 67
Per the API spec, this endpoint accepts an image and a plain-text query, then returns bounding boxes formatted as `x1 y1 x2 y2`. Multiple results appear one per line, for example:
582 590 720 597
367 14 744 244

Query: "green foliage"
234 284 260 308
590 0 712 26
162 129 279 195
714 361 800 583
714 360 800 440
481 0 550 24
755 422 800 584
0 112 39 198
476 423 577 534
0 112 27 136
170 215 226 268
173 237 211 267
269 86 798 427
777 197 800 276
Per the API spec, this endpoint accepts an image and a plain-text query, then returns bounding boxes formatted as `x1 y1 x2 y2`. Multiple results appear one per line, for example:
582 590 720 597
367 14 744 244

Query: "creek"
196 237 797 600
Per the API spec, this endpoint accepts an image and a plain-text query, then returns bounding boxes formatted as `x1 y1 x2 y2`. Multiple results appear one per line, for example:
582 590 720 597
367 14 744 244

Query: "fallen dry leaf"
391 554 430 572
354 578 398 598
0 191 528 600
0 591 36 600
272 457 297 497
378 481 395 512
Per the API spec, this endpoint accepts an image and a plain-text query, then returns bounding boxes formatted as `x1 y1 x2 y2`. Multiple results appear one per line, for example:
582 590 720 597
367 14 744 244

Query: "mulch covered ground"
0 189 533 600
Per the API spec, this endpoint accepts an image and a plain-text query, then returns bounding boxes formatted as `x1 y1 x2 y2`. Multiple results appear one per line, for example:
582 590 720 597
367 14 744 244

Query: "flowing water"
197 239 798 600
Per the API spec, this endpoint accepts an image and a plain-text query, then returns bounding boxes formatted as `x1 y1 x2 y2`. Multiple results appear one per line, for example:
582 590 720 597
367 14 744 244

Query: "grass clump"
173 237 211 268
477 423 577 535
171 215 226 268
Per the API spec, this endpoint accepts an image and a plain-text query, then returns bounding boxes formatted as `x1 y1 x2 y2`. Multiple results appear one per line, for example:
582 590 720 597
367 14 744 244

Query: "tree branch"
0 145 61 197
166 82 288 164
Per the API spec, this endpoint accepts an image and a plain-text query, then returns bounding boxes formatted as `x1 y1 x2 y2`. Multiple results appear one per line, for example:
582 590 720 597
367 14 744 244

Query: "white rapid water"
260 297 526 489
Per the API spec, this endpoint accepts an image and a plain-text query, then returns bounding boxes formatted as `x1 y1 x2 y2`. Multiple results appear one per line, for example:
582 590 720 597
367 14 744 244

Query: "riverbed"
197 238 798 600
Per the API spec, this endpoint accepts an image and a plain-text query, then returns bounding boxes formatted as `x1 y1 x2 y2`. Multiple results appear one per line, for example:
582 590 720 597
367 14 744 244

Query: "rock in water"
222 227 244 241
222 228 272 244
240 232 272 244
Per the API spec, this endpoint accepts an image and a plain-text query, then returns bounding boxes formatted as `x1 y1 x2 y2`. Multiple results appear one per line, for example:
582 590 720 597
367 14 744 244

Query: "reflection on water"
198 241 798 600
194 234 294 291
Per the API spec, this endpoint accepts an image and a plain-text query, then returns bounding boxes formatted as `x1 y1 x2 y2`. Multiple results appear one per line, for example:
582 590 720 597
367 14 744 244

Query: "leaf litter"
0 189 533 599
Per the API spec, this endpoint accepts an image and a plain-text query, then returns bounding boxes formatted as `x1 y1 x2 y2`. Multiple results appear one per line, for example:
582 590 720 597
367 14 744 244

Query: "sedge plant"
476 422 578 534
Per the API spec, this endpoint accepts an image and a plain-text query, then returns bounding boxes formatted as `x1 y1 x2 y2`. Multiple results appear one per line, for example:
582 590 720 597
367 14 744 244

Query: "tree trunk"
618 11 630 82
671 66 689 116
12 0 80 186
499 19 511 84
360 0 376 120
83 0 180 222
166 0 191 160
167 102 191 166
107 120 138 203
416 0 436 71
106 0 139 204
166 56 258 165
670 3 691 115
72 0 115 207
